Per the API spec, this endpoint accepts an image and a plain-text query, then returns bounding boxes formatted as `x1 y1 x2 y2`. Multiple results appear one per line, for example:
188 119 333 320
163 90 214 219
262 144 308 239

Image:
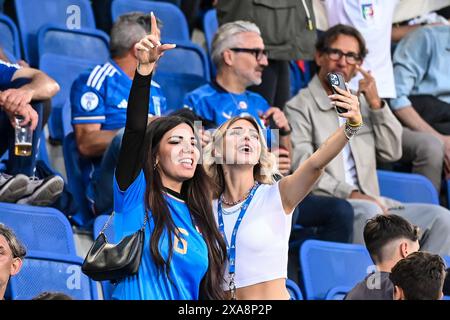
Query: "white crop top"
212 182 293 289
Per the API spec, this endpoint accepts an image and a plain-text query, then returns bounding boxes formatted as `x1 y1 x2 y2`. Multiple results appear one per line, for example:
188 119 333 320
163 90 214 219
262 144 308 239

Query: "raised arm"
115 12 175 190
279 85 362 213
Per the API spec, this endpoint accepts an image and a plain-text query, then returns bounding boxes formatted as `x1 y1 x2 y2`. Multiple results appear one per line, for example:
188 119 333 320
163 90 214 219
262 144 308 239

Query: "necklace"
220 182 257 206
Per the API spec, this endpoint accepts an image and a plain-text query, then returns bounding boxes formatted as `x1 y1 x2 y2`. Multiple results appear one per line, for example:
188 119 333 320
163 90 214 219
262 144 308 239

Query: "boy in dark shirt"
345 214 420 300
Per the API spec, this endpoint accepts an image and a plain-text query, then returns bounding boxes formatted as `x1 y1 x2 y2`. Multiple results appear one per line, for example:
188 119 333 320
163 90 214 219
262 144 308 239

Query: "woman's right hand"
329 85 362 125
134 12 176 74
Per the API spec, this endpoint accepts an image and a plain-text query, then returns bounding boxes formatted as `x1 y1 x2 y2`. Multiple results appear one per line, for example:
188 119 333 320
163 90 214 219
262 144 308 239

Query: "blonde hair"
203 116 278 198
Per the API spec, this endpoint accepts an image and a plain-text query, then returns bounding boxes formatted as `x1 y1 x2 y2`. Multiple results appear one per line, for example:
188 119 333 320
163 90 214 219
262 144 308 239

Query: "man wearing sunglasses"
285 24 450 257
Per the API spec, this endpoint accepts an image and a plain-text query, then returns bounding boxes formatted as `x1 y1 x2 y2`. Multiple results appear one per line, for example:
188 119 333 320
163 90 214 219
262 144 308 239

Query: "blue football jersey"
0 60 20 88
183 82 269 128
71 60 167 130
112 171 209 300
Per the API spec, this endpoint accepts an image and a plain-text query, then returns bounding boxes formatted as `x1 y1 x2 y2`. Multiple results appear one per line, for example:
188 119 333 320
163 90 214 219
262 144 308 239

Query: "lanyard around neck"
217 183 259 275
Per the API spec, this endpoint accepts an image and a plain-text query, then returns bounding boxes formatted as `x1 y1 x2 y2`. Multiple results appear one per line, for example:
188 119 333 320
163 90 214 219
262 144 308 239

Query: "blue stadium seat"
1 48 17 63
8 250 98 300
202 9 217 53
324 286 352 300
0 202 77 255
37 24 109 63
61 98 73 138
299 240 373 300
93 214 116 300
156 40 210 81
202 8 217 78
111 0 189 41
154 72 207 113
39 53 100 141
62 132 94 228
14 0 96 66
377 170 439 205
286 279 303 300
0 13 21 59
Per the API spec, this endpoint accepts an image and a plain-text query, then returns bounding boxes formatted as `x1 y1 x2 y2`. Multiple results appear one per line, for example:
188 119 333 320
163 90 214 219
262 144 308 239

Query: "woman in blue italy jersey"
203 97 363 299
112 13 226 300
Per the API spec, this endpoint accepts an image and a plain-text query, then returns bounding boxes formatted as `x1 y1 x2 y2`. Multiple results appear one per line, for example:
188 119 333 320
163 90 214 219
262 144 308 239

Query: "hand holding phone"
327 72 348 114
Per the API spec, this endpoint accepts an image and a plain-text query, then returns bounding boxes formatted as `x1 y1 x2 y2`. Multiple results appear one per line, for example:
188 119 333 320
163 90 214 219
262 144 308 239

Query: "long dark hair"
143 116 227 300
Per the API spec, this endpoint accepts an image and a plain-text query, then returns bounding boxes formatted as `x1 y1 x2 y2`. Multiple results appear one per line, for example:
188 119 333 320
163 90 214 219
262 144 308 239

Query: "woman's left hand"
328 85 362 125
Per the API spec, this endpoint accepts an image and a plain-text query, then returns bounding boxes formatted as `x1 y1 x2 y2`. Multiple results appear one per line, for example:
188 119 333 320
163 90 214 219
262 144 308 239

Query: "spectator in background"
0 223 26 300
391 25 450 181
322 0 445 193
390 251 446 300
346 215 420 300
285 24 450 257
216 0 317 108
0 59 63 206
185 21 355 284
70 12 167 215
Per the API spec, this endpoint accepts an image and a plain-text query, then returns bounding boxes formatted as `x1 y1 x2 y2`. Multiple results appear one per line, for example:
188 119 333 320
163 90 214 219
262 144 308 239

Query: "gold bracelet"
347 120 363 127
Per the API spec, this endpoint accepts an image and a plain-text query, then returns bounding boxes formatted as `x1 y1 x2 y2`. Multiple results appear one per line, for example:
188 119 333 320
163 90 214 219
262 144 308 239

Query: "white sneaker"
16 175 64 206
0 173 29 203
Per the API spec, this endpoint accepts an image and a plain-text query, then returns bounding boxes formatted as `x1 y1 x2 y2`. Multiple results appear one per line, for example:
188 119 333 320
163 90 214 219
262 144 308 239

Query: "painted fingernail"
151 11 154 16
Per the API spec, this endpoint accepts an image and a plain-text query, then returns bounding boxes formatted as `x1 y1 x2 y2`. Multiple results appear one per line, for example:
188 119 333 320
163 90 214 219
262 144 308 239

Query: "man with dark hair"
0 223 26 300
345 214 419 300
70 12 167 215
390 251 446 300
285 23 450 257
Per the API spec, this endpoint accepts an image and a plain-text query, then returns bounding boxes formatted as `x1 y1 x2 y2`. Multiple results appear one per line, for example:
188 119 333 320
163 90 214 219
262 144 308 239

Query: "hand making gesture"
356 64 382 109
134 12 176 75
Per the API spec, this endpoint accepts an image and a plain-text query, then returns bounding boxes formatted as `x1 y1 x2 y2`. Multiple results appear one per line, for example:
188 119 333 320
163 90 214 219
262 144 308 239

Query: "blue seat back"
156 40 210 80
202 9 217 53
93 215 116 299
37 24 109 63
300 240 373 300
62 132 94 228
377 170 439 205
286 279 303 300
444 256 450 268
154 72 207 113
9 250 98 300
111 0 189 41
39 53 99 141
62 98 73 138
14 0 96 66
202 8 217 78
0 202 77 255
0 13 20 59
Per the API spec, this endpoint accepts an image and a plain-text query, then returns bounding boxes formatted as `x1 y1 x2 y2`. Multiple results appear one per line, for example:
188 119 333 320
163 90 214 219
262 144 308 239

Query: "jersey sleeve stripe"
73 116 106 121
89 63 110 89
86 65 101 87
95 65 115 91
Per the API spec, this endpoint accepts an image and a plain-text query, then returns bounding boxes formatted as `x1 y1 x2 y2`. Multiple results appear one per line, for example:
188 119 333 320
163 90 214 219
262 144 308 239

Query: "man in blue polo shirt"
0 59 63 206
183 21 356 284
70 12 167 215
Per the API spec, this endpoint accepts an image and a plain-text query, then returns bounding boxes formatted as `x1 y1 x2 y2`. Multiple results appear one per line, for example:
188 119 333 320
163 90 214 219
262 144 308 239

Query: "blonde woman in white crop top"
203 85 363 300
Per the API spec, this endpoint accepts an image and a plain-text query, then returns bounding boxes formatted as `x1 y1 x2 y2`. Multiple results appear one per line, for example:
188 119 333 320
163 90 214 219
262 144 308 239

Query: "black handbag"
81 212 149 282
